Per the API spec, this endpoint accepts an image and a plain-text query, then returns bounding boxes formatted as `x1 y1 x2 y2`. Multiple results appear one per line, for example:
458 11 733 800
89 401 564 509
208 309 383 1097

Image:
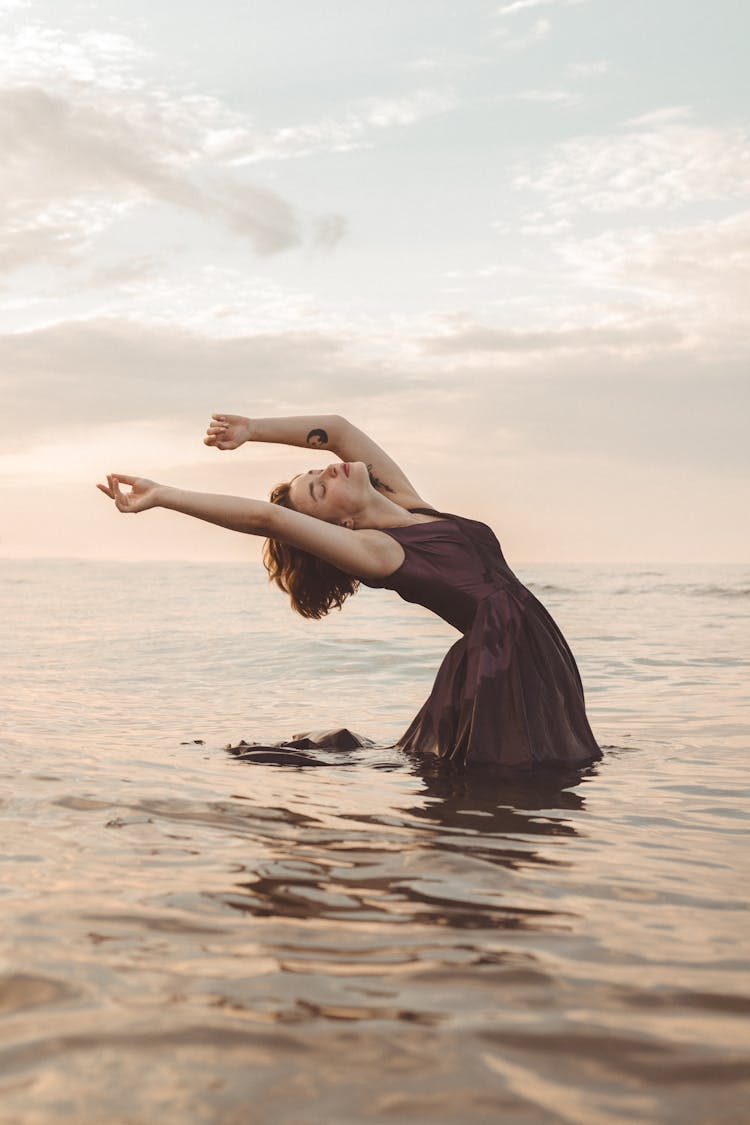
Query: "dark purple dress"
359 508 602 772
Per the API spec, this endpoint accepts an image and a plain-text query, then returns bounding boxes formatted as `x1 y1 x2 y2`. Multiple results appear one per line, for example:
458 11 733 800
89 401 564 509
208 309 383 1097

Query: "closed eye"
307 470 326 502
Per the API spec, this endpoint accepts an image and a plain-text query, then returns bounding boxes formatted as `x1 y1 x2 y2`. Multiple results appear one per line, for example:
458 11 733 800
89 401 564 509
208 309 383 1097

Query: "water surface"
1 560 748 1123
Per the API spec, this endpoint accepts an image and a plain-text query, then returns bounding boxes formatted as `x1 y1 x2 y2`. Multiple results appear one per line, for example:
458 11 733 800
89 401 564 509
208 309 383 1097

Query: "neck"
354 492 424 530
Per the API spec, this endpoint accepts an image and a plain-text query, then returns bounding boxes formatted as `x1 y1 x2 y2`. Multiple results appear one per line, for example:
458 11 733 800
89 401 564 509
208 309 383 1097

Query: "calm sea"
1 559 748 1124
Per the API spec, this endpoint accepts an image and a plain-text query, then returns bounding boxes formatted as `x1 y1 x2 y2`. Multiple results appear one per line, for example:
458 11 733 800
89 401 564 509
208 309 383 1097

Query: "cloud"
84 254 167 289
497 0 584 15
493 18 551 49
0 82 304 268
0 17 456 269
4 310 746 484
415 330 748 475
422 319 684 357
515 89 581 107
210 89 457 166
492 0 585 47
566 60 610 78
405 50 488 75
0 317 400 446
0 21 362 271
313 214 349 249
513 109 750 213
624 106 692 127
516 210 572 235
556 209 750 344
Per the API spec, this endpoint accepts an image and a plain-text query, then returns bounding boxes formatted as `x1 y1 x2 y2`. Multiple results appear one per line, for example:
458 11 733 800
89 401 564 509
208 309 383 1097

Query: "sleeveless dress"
228 507 602 773
357 507 602 772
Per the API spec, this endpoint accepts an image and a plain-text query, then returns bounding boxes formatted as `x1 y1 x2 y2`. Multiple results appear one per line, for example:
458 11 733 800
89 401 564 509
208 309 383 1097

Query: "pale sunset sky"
2 0 748 563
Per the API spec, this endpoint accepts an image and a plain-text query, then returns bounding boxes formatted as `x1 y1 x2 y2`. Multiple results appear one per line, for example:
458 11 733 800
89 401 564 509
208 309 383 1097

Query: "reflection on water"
1 561 749 1123
216 757 588 935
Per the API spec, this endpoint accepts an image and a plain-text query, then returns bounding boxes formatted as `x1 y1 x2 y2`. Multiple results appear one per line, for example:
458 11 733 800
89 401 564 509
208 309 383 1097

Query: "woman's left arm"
204 414 346 452
205 412 429 508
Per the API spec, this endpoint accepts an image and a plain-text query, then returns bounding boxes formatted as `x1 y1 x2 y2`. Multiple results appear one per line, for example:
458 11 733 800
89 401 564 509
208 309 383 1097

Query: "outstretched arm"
96 474 403 579
205 413 429 509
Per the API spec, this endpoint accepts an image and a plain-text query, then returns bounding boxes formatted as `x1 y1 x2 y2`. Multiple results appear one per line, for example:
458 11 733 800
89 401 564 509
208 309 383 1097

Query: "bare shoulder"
264 505 404 580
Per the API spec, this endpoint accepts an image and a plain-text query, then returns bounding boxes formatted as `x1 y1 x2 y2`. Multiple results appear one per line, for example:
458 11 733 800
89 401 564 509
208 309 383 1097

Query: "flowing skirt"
397 589 602 771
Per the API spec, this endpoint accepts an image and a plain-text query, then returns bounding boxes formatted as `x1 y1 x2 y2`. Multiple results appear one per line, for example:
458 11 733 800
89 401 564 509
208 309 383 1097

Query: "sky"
2 0 748 563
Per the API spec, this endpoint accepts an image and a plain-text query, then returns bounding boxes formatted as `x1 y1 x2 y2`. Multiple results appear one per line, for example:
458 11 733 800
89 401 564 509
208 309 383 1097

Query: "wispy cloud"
566 60 609 78
405 50 488 75
0 86 305 268
0 0 32 16
515 88 581 106
514 109 750 212
0 21 353 271
210 89 457 166
624 106 692 127
422 318 684 357
497 0 585 16
557 210 750 334
493 18 551 49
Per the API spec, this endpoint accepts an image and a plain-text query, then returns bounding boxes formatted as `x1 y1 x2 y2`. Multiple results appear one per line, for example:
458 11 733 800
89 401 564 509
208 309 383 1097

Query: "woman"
98 412 602 772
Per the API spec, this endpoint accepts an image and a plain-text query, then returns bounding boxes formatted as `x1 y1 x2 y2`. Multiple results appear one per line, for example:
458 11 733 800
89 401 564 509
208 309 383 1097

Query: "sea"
1 558 748 1124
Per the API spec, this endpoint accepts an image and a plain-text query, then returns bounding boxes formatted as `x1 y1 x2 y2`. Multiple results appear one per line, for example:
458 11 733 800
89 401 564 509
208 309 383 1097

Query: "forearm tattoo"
306 428 329 448
367 463 395 493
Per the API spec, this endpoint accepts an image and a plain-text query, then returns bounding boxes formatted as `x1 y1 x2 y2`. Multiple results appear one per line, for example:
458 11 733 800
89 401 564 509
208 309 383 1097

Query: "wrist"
155 484 178 510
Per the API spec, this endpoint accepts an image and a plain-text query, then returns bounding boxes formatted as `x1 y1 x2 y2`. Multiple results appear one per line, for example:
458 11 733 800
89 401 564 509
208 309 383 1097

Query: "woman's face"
287 460 371 524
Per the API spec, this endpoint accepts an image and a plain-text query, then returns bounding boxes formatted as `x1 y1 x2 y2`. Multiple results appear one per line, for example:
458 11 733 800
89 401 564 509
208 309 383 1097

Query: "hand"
96 474 161 513
204 413 252 450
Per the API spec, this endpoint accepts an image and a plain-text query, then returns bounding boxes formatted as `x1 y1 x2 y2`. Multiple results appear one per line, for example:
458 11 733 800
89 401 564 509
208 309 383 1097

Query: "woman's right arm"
205 413 429 508
96 475 403 579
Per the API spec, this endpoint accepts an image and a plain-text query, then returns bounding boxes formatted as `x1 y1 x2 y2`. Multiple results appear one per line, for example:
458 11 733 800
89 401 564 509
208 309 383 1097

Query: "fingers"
205 417 229 448
98 476 128 498
98 474 144 511
105 473 132 512
108 474 123 507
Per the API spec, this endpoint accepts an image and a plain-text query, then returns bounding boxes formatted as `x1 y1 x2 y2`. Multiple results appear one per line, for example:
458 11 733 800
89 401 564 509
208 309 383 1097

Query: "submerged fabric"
358 508 602 772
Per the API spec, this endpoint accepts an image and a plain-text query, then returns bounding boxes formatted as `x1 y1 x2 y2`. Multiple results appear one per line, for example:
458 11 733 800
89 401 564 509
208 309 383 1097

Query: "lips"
343 463 349 477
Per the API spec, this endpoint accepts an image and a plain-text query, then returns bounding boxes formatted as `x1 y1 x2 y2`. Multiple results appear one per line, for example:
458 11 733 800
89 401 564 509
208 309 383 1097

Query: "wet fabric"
357 508 602 772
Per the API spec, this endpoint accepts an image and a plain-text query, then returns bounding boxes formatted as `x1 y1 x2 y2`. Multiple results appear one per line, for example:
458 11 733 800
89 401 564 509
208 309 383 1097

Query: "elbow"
257 500 284 539
330 414 351 441
322 413 348 437
236 499 276 538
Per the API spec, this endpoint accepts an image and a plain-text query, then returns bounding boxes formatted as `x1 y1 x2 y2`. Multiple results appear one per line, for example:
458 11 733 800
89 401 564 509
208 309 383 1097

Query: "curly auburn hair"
262 479 360 619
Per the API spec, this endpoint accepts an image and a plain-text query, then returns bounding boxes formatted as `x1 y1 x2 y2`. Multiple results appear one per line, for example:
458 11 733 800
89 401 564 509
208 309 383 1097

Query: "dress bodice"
360 509 530 634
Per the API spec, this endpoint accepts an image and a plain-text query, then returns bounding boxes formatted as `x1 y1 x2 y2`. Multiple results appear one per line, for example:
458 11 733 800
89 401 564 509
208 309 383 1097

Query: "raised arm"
205 413 430 510
204 413 348 453
96 474 403 580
